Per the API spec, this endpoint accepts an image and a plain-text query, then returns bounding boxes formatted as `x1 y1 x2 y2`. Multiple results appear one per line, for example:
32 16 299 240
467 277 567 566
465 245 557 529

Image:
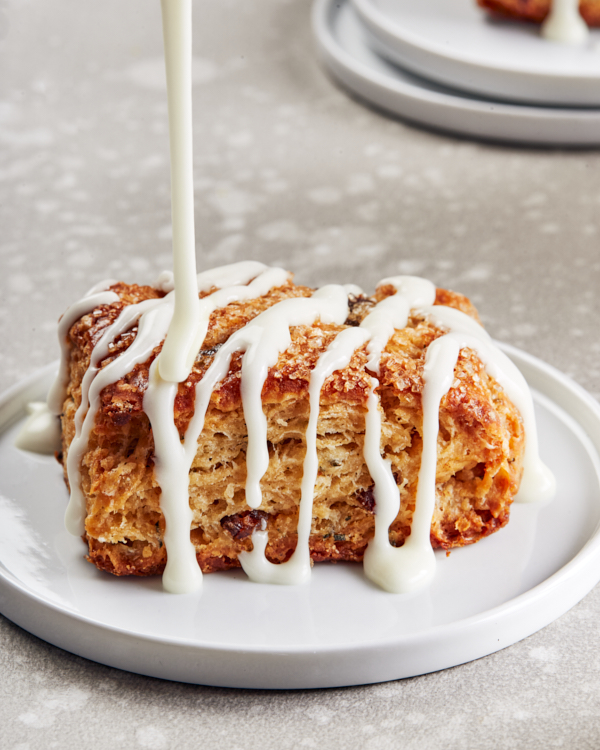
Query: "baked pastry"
476 0 600 26
52 262 544 594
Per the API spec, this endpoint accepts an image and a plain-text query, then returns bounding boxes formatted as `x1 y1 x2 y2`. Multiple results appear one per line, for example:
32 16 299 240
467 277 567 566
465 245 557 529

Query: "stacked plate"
312 0 600 145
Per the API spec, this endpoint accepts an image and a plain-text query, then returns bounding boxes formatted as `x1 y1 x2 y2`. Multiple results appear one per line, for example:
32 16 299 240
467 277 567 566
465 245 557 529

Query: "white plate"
352 0 600 107
312 0 600 146
1 349 600 689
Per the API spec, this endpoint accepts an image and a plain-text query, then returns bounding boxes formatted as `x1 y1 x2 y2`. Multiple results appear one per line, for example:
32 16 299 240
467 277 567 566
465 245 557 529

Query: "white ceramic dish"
352 0 600 107
1 349 600 689
312 0 600 146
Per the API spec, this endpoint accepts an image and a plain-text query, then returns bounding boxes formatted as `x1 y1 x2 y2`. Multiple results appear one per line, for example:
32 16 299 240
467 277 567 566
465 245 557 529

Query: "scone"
55 265 527 587
476 0 600 25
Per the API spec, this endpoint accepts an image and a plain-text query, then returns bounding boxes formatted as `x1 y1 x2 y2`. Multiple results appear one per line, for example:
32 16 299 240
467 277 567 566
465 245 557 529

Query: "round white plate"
352 0 600 106
312 0 600 146
1 349 600 689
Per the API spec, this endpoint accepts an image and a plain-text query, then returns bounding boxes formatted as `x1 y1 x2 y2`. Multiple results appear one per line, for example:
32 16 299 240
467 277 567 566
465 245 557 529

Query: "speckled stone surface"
2 0 600 747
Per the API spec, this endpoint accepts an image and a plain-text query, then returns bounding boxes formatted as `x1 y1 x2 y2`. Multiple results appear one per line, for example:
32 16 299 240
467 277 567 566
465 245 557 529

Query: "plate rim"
1 344 600 687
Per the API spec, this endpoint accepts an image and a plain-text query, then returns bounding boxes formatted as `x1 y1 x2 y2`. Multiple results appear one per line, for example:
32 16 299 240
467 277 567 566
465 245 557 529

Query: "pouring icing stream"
157 0 202 384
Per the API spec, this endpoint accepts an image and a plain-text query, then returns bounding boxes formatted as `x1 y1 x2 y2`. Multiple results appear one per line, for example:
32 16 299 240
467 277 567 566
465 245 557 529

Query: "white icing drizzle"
177 268 307 464
49 262 555 597
359 275 446 593
361 281 555 593
363 336 461 594
345 284 364 297
144 359 203 594
144 280 351 592
142 264 291 593
47 283 120 415
56 261 276 536
419 305 556 503
237 274 449 592
57 262 289 592
150 0 281 586
239 325 370 585
65 299 174 536
542 0 589 44
18 280 120 457
362 276 436 374
158 0 201 385
40 0 555 599
75 299 164 435
195 261 275 294
239 285 350 510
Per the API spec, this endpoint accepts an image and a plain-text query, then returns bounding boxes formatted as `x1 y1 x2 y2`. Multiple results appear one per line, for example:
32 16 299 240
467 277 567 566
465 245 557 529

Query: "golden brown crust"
476 0 600 26
59 277 525 578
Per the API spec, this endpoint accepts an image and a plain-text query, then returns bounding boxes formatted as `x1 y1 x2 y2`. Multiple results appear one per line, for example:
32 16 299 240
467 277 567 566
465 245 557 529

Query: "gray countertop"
2 0 600 747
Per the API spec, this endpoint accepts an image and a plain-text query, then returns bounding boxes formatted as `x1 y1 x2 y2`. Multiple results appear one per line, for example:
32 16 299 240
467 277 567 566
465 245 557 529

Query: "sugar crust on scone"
59 278 525 577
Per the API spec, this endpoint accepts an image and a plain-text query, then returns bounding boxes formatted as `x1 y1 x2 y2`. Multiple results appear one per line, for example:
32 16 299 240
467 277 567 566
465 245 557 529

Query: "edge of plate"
1 349 600 689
